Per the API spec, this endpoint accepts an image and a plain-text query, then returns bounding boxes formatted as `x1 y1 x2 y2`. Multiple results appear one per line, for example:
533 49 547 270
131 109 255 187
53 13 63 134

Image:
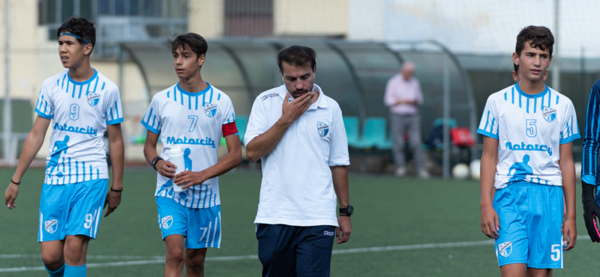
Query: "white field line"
0 235 590 273
0 254 164 260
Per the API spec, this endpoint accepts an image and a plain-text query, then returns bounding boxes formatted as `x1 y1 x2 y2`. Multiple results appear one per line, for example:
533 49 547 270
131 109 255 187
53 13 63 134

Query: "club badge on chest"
204 103 217 118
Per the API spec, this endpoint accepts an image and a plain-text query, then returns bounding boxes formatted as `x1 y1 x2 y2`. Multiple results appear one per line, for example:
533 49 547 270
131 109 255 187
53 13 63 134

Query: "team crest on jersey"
543 107 557 122
498 241 512 257
161 215 173 229
45 219 58 234
87 92 100 107
204 103 217 118
317 121 329 137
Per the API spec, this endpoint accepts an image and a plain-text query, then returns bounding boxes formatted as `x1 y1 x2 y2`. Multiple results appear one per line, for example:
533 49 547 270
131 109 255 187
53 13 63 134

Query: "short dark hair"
515 26 554 57
169 33 208 59
513 63 518 73
277 45 316 72
57 17 96 52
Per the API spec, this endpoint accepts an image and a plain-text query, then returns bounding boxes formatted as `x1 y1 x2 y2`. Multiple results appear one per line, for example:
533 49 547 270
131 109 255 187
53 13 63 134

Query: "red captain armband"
222 122 239 137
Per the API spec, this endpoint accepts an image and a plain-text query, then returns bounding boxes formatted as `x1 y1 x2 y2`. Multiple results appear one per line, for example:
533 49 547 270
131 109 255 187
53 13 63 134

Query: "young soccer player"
479 26 578 277
142 33 242 276
3 17 124 277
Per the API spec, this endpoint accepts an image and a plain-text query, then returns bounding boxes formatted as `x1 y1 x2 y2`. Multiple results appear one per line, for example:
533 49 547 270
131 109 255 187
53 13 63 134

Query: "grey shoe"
418 170 430 179
395 167 406 177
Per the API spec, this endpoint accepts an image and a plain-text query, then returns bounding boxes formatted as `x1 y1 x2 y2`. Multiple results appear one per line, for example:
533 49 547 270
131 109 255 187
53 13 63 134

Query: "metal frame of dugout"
120 39 477 179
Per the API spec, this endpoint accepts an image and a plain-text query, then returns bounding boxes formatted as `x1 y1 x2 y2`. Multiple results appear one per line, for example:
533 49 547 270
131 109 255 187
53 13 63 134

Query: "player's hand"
4 183 19 209
336 216 351 244
104 187 122 217
156 160 176 179
480 204 499 239
562 217 577 251
280 92 314 125
581 181 600 242
174 171 208 189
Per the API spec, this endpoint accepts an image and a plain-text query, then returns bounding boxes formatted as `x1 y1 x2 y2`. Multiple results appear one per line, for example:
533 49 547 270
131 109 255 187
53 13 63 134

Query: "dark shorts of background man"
257 224 337 277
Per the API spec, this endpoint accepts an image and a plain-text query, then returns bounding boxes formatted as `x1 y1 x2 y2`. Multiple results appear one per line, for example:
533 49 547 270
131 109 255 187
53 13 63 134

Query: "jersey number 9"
69 104 80 121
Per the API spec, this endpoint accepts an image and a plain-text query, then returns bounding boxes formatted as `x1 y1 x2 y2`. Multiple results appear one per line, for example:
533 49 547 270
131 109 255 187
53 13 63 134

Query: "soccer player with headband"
4 17 125 277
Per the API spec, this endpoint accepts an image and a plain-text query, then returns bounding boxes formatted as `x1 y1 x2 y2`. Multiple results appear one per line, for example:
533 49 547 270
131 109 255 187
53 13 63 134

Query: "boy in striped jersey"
479 26 578 277
142 33 242 276
581 80 600 242
4 17 124 277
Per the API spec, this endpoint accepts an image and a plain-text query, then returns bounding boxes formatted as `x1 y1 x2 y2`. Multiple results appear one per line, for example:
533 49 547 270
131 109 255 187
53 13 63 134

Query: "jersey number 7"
188 115 199 132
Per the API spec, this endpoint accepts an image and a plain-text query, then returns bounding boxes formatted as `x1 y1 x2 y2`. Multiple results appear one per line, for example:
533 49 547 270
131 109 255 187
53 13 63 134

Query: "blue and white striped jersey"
478 83 580 189
35 69 123 185
582 80 600 185
142 83 236 209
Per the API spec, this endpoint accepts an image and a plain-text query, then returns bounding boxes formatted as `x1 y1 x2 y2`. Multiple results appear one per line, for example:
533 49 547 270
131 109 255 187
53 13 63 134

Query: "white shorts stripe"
217 212 222 248
211 216 218 247
39 213 43 242
561 235 564 268
205 221 212 248
94 206 101 238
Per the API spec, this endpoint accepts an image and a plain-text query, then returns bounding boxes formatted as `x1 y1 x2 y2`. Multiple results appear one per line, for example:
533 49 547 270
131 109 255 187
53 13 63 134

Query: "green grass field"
0 167 598 276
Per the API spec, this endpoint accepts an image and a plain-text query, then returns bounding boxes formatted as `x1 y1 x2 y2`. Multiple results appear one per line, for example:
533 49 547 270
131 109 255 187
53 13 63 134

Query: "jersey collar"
278 83 328 109
176 82 212 97
514 82 549 99
67 69 98 86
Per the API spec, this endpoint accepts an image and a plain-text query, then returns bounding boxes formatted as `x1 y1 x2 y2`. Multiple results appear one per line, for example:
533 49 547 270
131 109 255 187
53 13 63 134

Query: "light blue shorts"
38 179 108 242
493 182 564 268
156 196 222 249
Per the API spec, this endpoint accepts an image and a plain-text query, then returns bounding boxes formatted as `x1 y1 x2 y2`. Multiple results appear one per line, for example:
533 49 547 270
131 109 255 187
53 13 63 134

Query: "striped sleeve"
221 95 236 125
559 100 580 144
34 83 54 119
104 86 124 125
141 95 162 134
582 80 600 185
477 97 499 139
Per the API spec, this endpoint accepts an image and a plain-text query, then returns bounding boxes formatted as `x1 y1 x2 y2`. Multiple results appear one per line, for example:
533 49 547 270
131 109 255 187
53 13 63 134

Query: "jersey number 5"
526 119 537 138
551 244 561 261
188 115 199 132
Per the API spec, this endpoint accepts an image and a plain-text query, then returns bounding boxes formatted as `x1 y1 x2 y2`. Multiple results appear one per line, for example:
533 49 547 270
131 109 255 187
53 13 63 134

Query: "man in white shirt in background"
244 45 352 277
384 62 429 178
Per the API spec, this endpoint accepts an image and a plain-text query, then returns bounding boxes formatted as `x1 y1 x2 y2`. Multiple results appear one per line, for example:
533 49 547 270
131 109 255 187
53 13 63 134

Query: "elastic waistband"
504 181 559 188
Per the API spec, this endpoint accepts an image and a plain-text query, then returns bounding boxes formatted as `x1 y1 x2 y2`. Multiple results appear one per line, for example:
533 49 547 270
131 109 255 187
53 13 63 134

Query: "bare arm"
395 99 419 106
107 124 124 190
559 142 577 250
175 134 242 189
5 116 51 209
246 92 314 162
331 166 351 244
103 123 124 217
143 130 176 178
480 136 499 238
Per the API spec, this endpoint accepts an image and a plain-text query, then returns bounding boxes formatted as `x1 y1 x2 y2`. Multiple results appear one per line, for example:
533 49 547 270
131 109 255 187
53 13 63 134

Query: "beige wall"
188 0 225 38
187 0 349 38
274 0 348 37
0 0 40 101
